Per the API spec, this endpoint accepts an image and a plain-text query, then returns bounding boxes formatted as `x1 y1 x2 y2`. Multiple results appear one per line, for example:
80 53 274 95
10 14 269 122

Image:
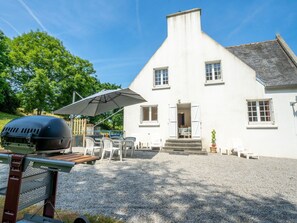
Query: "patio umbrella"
54 88 146 116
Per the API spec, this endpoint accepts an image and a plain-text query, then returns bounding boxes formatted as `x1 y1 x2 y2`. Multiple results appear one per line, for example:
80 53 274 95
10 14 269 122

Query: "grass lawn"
0 112 21 132
0 191 122 223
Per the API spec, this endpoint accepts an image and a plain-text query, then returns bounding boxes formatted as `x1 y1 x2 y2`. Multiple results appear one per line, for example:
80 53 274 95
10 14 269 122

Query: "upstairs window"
205 62 222 82
154 68 168 87
141 105 158 123
247 99 274 124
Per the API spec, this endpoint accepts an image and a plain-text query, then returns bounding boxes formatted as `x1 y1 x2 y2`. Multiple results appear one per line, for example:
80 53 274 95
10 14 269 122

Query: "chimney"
166 8 202 39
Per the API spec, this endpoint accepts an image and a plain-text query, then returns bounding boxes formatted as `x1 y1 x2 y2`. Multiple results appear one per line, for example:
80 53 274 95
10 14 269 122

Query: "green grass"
0 197 123 223
0 112 21 132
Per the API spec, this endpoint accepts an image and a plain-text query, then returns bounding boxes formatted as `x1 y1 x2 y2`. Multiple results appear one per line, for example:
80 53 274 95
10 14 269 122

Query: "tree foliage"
90 108 123 130
9 31 99 114
1 30 123 129
0 31 19 113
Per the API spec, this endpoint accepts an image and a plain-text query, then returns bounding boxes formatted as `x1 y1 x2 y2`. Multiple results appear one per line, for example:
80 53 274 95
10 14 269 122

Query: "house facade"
124 8 297 158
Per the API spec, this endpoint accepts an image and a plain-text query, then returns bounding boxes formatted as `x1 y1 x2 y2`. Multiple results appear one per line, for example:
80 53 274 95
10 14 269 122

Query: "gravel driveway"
1 151 297 222
57 151 297 223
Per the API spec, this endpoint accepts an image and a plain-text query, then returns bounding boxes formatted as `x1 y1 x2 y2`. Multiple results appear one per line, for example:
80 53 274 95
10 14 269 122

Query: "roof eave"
265 84 297 90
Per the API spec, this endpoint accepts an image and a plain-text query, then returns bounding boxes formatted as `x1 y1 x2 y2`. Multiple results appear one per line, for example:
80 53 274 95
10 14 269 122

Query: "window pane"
154 71 161 85
151 106 158 121
142 107 149 121
248 100 272 123
259 100 271 122
162 69 168 85
205 64 213 81
247 101 257 122
214 63 221 80
205 62 221 81
154 69 168 86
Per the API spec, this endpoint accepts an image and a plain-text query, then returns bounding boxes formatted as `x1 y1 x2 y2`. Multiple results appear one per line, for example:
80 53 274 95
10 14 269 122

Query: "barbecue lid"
1 116 72 154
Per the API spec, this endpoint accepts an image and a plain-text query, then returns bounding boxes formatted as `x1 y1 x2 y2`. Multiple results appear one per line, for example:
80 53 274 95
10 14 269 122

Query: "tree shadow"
56 158 297 223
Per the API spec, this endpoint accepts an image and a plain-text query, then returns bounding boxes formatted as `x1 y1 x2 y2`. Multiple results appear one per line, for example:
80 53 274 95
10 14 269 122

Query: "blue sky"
0 0 296 87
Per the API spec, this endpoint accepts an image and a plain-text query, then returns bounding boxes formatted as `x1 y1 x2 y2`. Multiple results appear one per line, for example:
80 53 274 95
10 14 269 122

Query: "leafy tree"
90 108 123 130
0 31 19 113
9 31 97 114
7 30 124 129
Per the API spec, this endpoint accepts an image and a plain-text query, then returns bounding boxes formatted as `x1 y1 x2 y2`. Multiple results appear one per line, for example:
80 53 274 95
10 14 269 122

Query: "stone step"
161 149 208 155
165 142 202 147
166 139 202 143
162 146 203 151
163 138 204 155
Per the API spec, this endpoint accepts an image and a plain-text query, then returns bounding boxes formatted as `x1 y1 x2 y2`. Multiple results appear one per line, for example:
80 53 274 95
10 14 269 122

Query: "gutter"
265 83 297 90
256 77 266 86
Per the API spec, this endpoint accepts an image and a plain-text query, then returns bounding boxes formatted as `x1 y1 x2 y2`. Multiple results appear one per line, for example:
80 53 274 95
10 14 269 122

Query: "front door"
169 103 201 139
177 103 191 138
191 104 201 138
168 105 177 138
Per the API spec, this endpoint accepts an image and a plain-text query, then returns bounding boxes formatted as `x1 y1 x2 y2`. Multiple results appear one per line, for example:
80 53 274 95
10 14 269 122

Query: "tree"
87 83 123 129
0 31 19 113
9 31 97 114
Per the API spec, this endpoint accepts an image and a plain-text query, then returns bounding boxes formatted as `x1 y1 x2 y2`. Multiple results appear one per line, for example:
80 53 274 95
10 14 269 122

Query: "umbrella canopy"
54 88 146 116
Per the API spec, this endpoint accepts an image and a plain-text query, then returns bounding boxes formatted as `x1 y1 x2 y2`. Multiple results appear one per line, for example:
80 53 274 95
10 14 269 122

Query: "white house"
124 8 297 159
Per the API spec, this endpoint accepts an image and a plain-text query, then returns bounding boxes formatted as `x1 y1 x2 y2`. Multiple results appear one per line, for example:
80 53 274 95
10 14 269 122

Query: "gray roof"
226 35 297 88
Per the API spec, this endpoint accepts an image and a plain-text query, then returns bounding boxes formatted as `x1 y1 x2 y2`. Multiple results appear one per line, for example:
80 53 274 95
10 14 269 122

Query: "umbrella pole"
69 91 84 153
93 108 124 128
70 117 74 153
69 91 76 153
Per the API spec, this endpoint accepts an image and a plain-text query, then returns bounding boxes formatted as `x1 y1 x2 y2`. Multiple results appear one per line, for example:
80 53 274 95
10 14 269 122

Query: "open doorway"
177 103 191 138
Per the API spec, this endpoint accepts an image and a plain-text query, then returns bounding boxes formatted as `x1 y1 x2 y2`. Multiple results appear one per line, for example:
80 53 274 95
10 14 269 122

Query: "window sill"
139 123 160 127
204 81 225 86
246 125 278 129
152 86 170 90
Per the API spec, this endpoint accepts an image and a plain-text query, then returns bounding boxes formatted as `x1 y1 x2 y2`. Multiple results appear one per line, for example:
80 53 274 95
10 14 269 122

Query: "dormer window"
154 68 168 87
205 62 222 82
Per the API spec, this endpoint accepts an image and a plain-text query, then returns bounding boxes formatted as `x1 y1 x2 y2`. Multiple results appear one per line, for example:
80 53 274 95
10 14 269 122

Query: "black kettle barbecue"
0 115 72 154
0 116 94 223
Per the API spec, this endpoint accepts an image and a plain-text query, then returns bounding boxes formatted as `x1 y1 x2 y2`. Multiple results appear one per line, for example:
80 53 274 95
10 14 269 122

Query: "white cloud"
0 17 21 35
18 0 47 31
227 1 271 39
135 0 142 35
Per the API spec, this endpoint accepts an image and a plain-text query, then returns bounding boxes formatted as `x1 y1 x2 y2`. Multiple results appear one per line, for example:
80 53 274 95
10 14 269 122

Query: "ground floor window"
247 99 274 124
141 105 158 123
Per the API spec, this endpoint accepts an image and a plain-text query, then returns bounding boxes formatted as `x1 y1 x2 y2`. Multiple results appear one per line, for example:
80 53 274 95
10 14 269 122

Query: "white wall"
124 9 297 158
244 89 297 158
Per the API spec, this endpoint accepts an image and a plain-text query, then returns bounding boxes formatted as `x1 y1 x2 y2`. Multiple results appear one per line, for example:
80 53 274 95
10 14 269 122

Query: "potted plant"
210 129 217 153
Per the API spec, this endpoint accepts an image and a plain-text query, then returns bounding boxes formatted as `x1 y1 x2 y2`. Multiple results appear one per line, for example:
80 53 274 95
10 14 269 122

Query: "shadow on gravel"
56 160 297 223
131 150 159 160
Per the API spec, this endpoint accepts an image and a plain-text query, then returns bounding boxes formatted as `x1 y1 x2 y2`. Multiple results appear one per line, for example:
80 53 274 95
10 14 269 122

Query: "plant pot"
210 145 217 153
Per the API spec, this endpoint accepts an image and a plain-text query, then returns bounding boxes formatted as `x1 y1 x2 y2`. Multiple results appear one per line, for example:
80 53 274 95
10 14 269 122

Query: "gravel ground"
1 151 297 222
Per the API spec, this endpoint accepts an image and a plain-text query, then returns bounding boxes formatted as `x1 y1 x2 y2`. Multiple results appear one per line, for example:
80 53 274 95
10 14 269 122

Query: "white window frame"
205 61 222 83
247 99 275 125
153 67 169 88
140 105 158 124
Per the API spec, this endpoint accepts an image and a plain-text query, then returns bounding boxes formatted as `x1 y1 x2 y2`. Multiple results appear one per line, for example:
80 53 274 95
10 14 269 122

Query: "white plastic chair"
101 137 122 162
150 136 163 150
84 137 102 156
232 138 259 159
179 127 191 138
124 137 136 157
